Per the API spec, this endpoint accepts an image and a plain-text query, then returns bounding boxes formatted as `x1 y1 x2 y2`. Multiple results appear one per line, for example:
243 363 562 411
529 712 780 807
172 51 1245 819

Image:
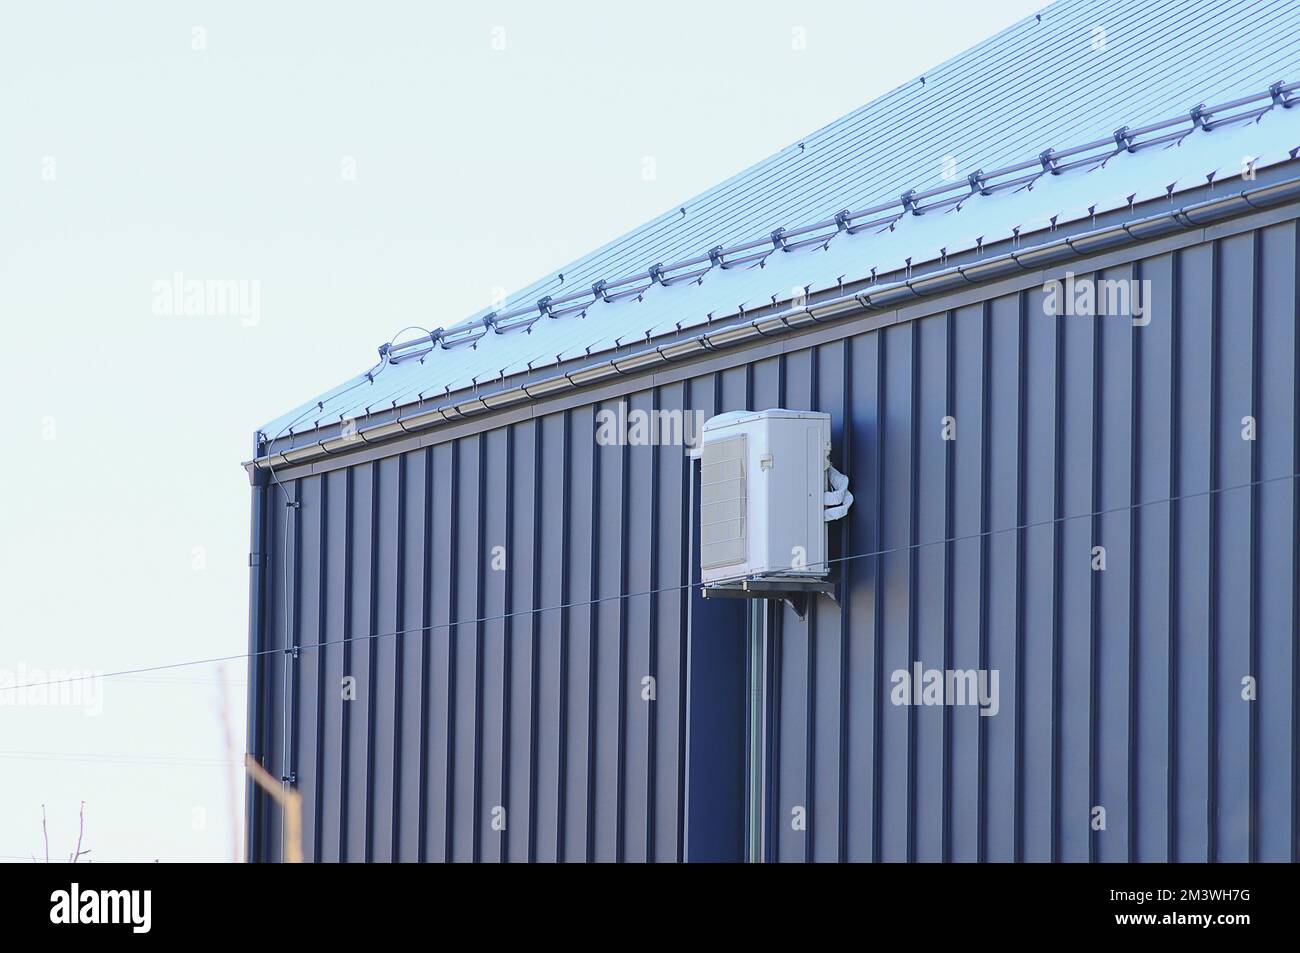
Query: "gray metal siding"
754 221 1298 862
248 217 1300 862
251 408 707 861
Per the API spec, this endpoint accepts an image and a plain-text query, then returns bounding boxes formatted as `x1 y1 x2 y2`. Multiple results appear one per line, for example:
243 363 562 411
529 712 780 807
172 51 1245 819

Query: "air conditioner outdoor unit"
698 409 851 587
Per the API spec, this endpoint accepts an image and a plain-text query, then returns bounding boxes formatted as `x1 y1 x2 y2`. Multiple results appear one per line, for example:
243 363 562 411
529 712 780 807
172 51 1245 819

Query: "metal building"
245 0 1300 861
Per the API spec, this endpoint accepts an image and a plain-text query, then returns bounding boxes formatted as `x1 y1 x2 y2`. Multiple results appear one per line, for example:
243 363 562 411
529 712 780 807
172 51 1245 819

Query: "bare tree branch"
71 801 85 864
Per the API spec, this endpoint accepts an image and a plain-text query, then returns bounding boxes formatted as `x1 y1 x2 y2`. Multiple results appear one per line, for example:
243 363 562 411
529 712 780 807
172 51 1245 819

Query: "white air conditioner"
698 409 850 586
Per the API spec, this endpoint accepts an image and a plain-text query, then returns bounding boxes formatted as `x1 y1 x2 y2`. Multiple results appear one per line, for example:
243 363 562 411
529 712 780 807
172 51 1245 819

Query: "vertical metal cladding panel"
844 331 881 861
396 449 427 861
1255 224 1299 863
450 437 481 862
949 302 984 862
505 420 539 862
1056 286 1093 864
263 477 290 859
1020 279 1057 861
249 219 1300 862
1174 242 1214 861
879 322 916 862
425 444 454 861
532 415 565 860
370 456 400 861
348 464 375 862
913 314 948 863
1213 237 1253 863
813 342 850 862
623 390 653 861
1133 251 1174 864
317 468 347 860
582 397 611 858
294 475 323 863
651 382 688 860
478 428 508 863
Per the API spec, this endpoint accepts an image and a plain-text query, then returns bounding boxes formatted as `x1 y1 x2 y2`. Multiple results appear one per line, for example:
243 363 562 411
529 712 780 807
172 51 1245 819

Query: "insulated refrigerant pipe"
824 466 854 522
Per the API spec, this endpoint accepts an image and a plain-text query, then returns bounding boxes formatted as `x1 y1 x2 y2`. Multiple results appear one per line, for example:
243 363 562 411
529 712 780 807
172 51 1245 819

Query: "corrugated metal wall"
249 215 1300 862
249 390 748 862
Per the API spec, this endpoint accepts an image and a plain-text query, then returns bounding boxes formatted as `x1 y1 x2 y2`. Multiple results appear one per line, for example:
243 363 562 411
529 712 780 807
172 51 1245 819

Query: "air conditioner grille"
700 434 746 569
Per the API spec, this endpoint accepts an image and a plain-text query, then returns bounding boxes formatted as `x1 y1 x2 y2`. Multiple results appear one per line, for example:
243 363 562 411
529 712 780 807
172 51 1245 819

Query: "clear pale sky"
0 0 1048 862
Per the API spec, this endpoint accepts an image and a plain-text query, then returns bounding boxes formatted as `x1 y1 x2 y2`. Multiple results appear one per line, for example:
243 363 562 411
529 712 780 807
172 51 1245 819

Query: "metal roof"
261 0 1300 445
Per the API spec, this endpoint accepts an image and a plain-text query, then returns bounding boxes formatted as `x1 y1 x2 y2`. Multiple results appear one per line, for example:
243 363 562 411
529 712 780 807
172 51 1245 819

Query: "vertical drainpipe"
748 600 765 862
245 437 270 863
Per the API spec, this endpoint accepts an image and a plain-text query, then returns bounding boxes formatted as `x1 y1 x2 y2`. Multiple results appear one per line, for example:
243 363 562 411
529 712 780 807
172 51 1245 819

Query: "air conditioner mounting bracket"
699 575 838 620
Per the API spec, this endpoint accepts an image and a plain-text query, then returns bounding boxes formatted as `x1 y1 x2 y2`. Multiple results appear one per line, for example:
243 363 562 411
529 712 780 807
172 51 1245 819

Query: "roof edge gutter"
247 172 1300 475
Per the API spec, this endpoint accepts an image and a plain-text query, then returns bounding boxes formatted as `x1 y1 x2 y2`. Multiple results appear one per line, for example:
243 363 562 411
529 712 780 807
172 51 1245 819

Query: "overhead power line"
2 465 1297 698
